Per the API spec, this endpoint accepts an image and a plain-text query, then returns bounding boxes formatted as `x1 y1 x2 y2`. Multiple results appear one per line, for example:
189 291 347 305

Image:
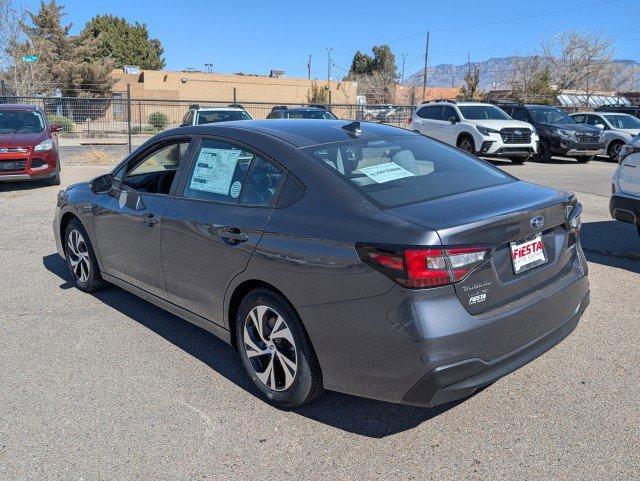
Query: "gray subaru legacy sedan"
53 120 589 408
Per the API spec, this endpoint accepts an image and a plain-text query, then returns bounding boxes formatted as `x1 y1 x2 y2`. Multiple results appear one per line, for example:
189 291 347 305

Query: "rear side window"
416 106 430 119
196 110 252 124
303 137 514 208
425 105 444 120
183 139 283 205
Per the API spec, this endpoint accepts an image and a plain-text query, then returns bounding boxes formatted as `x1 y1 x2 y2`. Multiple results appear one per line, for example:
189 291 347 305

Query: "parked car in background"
570 111 640 161
610 133 640 238
181 104 252 126
498 103 604 163
595 104 640 120
266 105 337 119
408 101 538 163
53 120 589 409
0 104 61 185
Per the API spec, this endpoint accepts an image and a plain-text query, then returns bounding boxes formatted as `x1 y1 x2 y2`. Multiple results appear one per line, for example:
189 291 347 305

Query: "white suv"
181 104 252 126
610 133 640 238
408 101 538 164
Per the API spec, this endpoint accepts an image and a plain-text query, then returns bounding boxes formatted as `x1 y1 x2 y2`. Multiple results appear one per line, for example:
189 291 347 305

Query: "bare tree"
354 71 395 104
457 63 482 100
543 31 634 104
506 53 558 104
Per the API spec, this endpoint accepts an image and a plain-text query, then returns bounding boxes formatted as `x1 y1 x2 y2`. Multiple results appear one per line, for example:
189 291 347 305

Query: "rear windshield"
287 110 337 119
302 137 514 207
196 110 252 124
0 110 45 133
458 105 510 120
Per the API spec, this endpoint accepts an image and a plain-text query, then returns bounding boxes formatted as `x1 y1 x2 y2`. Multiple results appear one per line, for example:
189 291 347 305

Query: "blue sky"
23 0 640 79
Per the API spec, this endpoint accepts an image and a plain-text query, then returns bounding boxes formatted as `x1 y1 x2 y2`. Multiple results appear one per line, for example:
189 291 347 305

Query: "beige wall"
112 69 358 105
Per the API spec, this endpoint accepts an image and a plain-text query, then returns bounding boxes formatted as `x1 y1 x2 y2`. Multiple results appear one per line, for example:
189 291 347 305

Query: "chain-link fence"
0 94 414 162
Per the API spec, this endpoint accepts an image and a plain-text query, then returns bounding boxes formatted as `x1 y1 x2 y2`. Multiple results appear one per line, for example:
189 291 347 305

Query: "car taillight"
357 245 491 288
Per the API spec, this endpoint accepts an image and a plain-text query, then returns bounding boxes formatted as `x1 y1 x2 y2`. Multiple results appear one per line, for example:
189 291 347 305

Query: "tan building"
112 69 357 105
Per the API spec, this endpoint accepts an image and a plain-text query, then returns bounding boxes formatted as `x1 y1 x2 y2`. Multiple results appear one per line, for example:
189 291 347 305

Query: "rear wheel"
457 136 475 154
576 156 592 163
608 140 624 161
235 288 323 408
64 218 107 292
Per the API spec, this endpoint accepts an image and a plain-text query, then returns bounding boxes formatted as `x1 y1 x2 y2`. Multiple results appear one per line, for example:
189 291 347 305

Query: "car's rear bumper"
298 247 589 406
402 290 589 406
610 193 640 225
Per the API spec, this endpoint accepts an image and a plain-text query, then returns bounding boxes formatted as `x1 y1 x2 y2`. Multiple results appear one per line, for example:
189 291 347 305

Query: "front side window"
183 139 284 205
0 110 45 133
458 105 510 120
510 107 528 122
128 142 190 177
572 115 586 124
442 106 459 122
425 105 444 120
303 136 514 208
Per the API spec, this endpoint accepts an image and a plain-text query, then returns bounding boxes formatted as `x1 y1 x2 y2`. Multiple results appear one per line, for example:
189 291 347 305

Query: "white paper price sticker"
189 148 241 195
359 162 415 183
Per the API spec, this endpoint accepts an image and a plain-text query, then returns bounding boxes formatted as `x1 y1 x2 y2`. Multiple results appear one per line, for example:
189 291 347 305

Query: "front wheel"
236 288 323 408
608 141 624 161
64 219 107 292
457 136 475 155
45 172 60 186
536 140 551 162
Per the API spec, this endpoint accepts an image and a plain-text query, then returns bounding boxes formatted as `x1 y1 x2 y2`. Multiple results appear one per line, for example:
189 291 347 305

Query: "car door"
161 137 285 325
92 137 194 297
440 105 460 145
413 106 431 135
421 105 445 141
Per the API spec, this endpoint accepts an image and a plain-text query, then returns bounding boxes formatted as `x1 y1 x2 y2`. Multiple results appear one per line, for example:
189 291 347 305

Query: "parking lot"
0 153 638 480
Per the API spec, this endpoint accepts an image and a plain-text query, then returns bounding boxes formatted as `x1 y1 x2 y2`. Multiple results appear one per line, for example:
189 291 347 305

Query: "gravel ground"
0 155 638 480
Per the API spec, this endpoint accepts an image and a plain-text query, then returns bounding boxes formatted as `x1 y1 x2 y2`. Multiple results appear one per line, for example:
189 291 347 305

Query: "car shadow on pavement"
42 253 468 438
580 220 640 273
0 180 51 192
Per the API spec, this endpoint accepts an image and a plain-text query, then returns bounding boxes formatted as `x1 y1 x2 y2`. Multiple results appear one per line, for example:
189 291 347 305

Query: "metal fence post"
233 87 237 105
126 84 132 154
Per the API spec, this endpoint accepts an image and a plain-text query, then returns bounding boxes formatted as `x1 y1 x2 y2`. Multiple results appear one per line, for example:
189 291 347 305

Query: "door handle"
143 213 157 227
219 226 248 244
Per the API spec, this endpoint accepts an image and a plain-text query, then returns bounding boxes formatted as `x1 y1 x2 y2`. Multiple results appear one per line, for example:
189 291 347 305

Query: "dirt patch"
66 148 119 166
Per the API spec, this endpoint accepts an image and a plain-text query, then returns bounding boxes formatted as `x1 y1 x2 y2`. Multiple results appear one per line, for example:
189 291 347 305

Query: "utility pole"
401 53 408 84
307 54 312 80
421 31 430 102
326 48 333 84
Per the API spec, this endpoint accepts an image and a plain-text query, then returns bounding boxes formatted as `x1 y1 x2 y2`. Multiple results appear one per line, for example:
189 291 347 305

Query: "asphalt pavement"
0 155 638 480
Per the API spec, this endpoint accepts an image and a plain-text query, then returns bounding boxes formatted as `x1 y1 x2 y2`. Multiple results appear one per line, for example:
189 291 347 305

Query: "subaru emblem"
530 215 545 230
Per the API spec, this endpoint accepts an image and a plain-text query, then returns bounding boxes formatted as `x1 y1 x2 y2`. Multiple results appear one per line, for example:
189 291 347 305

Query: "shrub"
47 114 75 133
148 111 169 131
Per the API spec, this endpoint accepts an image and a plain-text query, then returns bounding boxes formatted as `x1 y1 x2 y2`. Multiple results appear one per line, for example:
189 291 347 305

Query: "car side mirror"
91 173 114 194
449 116 459 124
50 124 62 133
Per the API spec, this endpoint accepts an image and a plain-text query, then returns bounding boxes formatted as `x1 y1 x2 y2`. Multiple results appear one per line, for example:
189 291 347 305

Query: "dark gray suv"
53 120 590 408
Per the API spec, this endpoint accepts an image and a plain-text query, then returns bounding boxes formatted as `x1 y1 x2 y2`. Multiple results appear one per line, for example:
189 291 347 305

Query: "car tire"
45 172 61 186
608 140 624 162
509 157 527 164
457 135 475 155
576 156 592 163
536 140 551 162
64 218 107 292
235 288 323 408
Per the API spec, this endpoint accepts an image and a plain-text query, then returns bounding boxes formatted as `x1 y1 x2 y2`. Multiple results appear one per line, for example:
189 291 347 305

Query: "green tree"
371 45 397 82
17 0 114 96
348 50 374 77
82 15 165 70
306 80 328 104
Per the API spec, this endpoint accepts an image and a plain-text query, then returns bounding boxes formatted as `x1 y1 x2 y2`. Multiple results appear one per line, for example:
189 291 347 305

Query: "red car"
0 104 61 185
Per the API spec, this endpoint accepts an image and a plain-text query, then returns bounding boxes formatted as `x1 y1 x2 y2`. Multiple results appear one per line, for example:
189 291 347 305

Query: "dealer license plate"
510 234 547 274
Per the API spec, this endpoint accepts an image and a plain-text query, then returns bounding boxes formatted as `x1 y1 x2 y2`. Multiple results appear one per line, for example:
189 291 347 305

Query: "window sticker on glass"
189 148 241 194
359 162 415 183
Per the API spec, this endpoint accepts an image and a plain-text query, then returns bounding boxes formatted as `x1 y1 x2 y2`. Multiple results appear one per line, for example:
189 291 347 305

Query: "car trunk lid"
386 181 578 314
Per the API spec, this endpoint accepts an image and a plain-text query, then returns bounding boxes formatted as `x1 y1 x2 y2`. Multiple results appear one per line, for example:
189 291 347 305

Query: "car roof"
454 102 493 107
577 111 633 116
196 107 245 112
163 119 415 148
0 104 40 111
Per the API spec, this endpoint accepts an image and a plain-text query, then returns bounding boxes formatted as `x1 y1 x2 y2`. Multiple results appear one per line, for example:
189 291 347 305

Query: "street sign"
22 55 38 63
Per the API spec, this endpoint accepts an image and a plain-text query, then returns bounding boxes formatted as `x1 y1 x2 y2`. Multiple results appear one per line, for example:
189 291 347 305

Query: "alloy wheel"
609 142 622 160
67 229 90 283
243 305 298 391
459 139 474 153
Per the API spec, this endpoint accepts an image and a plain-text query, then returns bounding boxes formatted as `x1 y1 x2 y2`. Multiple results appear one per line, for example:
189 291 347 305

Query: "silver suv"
181 104 252 126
